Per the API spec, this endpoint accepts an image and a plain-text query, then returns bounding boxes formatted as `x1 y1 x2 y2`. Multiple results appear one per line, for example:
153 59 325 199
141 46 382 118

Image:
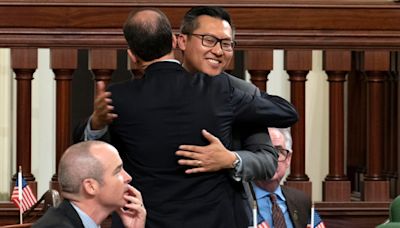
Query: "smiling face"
179 15 234 76
94 145 132 210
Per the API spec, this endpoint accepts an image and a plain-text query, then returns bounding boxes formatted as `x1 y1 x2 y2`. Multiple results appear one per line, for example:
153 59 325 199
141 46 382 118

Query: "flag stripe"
257 221 270 228
10 177 37 213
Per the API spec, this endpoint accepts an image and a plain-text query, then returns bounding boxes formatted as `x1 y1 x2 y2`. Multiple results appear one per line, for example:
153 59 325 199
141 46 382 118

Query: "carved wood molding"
0 1 400 48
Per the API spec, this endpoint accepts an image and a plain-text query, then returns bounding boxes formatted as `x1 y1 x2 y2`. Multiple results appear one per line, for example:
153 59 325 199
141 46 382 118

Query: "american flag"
307 211 326 228
257 221 270 228
256 211 325 228
10 176 37 213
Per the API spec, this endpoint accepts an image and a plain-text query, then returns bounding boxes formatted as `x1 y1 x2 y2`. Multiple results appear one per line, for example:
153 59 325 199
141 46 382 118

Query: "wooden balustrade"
1 1 400 227
10 48 37 197
284 50 312 197
323 50 351 202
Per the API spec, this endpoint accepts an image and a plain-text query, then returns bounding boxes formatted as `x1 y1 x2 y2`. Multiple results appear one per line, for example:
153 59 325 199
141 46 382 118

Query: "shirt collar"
163 59 180 64
71 202 100 228
252 184 286 202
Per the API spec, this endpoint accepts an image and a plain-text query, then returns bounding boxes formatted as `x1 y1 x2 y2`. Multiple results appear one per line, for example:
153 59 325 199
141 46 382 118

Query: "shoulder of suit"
281 185 311 201
224 72 257 94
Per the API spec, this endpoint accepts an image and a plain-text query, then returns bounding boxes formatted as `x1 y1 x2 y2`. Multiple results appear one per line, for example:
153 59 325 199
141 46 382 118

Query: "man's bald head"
123 8 173 61
58 141 115 194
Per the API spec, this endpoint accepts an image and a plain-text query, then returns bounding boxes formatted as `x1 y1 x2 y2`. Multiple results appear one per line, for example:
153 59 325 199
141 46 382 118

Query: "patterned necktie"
269 193 287 228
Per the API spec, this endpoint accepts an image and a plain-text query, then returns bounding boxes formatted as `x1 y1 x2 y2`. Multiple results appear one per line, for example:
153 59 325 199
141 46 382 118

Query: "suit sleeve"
72 117 110 143
228 74 298 128
227 75 288 181
235 125 278 181
72 118 88 143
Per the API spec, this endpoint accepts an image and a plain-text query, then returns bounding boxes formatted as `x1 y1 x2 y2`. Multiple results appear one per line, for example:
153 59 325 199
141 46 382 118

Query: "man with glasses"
175 7 298 227
176 5 298 182
251 128 325 228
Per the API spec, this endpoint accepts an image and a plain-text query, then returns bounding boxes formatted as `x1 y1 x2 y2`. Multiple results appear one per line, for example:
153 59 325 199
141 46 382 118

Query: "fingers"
127 185 143 202
175 149 201 159
95 81 106 96
119 185 145 213
184 167 207 174
177 158 202 167
123 194 143 209
177 144 204 153
201 129 219 144
91 82 117 129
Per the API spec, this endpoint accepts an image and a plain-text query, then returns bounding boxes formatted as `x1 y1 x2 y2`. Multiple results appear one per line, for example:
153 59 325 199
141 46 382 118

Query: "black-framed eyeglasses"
275 146 290 162
188 33 236 52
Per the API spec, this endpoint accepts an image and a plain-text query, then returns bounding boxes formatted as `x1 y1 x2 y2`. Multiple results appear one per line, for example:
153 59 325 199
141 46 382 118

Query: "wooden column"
387 52 399 198
245 50 273 92
11 48 38 197
284 50 312 197
90 48 117 86
322 50 351 201
50 48 77 190
347 52 367 196
363 50 390 201
395 52 400 196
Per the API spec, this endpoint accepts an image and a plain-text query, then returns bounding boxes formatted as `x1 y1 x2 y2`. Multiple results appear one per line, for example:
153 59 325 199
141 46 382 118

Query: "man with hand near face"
33 141 146 228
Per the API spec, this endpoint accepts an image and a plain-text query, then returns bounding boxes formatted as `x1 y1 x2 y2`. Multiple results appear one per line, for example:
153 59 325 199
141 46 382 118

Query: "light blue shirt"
71 202 100 228
252 184 294 228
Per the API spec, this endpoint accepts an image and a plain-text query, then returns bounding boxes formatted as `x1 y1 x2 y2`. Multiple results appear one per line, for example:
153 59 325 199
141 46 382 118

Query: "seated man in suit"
32 141 146 228
252 128 325 228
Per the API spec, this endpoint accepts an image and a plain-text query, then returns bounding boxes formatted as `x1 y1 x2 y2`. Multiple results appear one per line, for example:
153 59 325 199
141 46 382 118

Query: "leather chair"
1 223 33 228
23 189 61 222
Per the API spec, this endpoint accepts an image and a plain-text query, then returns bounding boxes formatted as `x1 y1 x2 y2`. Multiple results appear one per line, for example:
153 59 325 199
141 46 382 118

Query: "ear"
127 49 137 64
82 178 99 196
172 34 178 49
286 153 292 165
176 34 187 51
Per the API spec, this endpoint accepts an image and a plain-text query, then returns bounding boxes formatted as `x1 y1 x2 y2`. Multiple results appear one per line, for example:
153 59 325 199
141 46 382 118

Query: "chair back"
1 223 33 228
22 189 61 222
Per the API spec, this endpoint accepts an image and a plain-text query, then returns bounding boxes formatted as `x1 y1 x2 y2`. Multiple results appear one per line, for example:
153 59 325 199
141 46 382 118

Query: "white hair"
270 127 293 153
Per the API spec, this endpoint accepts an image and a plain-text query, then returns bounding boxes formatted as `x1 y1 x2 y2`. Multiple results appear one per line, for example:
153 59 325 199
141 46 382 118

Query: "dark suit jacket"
73 62 297 228
99 61 293 228
32 200 84 228
282 186 311 228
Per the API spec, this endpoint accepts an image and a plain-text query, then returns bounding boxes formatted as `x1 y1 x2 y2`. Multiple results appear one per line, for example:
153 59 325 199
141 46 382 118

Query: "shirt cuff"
231 152 243 181
84 117 108 141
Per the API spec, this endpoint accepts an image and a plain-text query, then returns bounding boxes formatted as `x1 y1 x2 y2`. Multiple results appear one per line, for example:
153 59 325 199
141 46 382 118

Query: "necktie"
269 193 287 228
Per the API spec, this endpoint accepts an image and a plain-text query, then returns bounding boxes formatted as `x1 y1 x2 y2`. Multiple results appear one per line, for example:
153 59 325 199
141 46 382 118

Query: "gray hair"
270 127 293 153
58 141 106 194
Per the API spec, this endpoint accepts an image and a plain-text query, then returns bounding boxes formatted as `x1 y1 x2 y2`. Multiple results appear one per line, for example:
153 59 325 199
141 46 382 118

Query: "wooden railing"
1 1 399 227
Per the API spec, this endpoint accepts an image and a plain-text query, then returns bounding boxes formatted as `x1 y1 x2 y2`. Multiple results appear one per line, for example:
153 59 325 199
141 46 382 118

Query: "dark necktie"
269 193 287 228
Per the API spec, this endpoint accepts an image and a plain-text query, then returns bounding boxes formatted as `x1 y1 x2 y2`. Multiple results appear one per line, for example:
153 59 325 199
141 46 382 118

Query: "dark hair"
180 6 235 37
123 8 172 61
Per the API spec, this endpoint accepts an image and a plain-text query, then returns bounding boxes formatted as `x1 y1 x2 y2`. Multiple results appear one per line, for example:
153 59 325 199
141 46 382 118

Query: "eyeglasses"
189 33 235 52
275 146 290 162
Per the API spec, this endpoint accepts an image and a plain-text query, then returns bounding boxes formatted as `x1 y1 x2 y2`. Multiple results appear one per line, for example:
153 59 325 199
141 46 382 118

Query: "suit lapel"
281 186 303 228
59 200 86 228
